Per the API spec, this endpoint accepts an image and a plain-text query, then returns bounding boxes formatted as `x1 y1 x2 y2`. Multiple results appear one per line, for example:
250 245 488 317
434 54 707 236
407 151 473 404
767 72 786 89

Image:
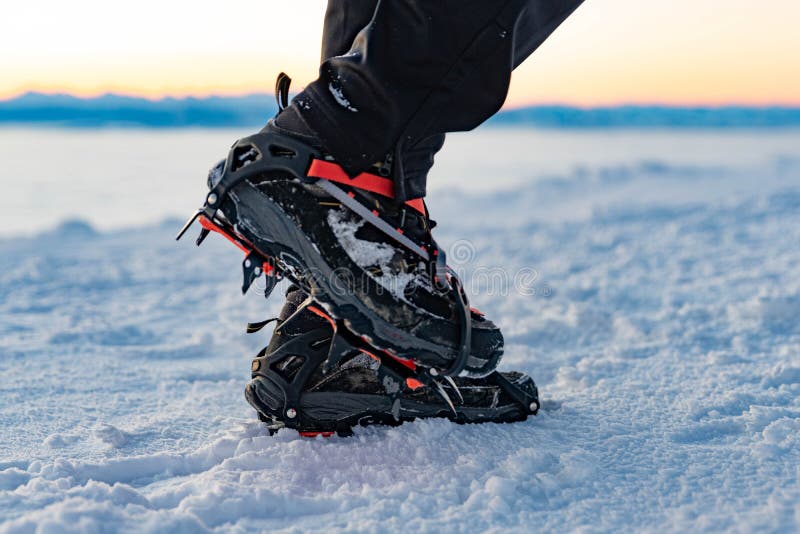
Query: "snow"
328 81 358 112
1 128 800 532
327 207 417 300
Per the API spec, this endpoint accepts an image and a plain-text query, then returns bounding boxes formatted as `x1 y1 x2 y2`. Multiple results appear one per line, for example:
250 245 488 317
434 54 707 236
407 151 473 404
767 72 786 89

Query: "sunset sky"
3 0 799 107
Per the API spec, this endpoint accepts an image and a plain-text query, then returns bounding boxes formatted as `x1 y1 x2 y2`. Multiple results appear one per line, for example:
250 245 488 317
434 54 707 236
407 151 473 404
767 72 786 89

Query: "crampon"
243 287 539 437
176 207 539 435
176 74 539 434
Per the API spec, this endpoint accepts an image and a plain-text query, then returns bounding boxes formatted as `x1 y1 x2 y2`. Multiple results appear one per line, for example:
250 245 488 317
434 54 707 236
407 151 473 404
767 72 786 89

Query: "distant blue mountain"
489 105 800 128
0 92 278 127
1 92 799 128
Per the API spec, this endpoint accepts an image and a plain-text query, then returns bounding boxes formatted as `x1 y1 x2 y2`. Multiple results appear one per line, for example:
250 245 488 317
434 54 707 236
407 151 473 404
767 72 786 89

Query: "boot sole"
245 375 529 437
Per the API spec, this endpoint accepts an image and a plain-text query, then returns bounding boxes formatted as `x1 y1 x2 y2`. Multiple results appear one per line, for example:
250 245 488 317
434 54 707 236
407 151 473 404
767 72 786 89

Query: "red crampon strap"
307 159 425 215
299 431 335 438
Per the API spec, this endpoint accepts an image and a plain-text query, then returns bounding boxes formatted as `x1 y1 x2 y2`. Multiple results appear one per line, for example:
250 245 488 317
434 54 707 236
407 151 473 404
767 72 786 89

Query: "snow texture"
327 208 416 300
328 80 358 112
1 130 799 532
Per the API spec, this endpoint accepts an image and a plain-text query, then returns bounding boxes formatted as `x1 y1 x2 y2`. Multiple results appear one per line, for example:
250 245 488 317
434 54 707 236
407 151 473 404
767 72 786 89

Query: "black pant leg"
320 0 378 61
292 0 585 200
315 0 447 199
512 0 586 68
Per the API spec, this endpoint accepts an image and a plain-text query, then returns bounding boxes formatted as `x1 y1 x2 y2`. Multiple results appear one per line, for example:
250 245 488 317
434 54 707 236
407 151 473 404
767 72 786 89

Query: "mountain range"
2 92 799 128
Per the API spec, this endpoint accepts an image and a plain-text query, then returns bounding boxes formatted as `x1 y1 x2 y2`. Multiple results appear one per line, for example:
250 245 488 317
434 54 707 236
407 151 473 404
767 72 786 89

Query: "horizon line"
3 90 800 110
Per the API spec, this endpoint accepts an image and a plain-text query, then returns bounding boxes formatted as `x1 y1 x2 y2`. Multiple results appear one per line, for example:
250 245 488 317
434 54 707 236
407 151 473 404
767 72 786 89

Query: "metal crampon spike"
196 227 211 246
443 375 464 404
432 381 457 416
265 419 286 436
175 209 203 241
241 252 263 294
263 268 280 300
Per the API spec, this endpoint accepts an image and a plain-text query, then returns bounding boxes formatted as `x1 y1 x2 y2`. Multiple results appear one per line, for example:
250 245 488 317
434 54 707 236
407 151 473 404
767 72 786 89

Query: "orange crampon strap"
299 431 335 438
307 159 425 215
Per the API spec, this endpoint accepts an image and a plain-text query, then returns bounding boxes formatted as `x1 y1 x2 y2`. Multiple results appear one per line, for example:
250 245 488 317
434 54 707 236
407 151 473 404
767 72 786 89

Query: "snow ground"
1 131 799 532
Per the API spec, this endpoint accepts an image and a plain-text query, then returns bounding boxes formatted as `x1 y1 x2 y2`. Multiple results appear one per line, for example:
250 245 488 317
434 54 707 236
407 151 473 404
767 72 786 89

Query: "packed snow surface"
1 128 799 532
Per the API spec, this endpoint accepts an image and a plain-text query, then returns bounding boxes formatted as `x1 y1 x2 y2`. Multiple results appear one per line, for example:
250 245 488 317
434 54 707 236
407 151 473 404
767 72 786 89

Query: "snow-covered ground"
1 128 799 532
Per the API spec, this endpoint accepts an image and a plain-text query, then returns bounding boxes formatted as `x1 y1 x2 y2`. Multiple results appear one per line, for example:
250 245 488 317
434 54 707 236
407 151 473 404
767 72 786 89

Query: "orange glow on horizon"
2 0 799 107
5 67 799 108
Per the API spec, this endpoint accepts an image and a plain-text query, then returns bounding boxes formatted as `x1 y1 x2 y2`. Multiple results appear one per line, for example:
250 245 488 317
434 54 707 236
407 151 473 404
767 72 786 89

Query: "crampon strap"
307 159 425 215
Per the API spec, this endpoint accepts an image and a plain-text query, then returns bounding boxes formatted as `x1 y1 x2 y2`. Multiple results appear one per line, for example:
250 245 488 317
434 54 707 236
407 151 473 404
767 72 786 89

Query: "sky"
2 0 799 107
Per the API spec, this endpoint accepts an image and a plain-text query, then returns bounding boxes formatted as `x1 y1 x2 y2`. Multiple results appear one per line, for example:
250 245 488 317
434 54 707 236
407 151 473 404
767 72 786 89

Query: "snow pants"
289 0 585 200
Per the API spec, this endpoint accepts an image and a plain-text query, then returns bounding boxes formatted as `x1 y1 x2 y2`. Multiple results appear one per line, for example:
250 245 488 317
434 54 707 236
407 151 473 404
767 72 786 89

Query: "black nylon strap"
246 317 278 334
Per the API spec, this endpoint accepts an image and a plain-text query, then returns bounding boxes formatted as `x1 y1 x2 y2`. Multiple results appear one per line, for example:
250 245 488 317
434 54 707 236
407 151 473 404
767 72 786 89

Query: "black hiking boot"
178 76 503 378
244 287 539 437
